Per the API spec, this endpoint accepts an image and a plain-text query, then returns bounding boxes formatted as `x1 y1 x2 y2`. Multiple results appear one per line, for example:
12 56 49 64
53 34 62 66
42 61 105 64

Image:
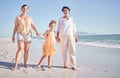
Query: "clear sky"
0 0 120 37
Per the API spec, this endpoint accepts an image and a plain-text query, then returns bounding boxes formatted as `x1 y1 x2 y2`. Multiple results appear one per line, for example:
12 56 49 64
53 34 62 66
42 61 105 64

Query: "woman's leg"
60 34 68 68
13 40 24 70
37 55 46 68
24 41 31 68
68 35 76 70
48 56 51 68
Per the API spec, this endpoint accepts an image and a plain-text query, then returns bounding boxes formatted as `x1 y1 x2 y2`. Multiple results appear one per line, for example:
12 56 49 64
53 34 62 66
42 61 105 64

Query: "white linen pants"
60 33 76 68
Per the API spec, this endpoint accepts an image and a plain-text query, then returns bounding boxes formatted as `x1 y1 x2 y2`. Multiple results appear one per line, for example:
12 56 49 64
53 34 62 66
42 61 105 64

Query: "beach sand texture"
0 38 120 78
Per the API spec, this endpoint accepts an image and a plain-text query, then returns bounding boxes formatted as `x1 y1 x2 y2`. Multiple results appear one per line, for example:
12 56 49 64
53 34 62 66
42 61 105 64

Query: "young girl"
37 20 57 68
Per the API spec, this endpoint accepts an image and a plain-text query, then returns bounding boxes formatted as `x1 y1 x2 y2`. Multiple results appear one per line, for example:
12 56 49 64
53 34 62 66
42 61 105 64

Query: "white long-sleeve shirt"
58 17 76 35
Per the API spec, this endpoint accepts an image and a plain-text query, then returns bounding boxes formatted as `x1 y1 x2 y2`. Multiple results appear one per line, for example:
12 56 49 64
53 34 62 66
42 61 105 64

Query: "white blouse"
58 17 76 35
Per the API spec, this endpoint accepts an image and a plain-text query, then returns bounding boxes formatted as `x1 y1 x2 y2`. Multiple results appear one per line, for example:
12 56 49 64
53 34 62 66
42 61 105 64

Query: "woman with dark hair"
12 4 40 70
57 6 78 70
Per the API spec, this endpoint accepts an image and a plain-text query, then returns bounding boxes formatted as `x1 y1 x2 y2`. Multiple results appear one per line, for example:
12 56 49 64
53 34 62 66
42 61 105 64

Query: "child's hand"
39 35 44 39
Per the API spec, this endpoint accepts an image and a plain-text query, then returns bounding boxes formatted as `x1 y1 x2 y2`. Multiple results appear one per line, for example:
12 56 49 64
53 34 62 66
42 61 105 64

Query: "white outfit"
58 17 76 68
17 32 32 42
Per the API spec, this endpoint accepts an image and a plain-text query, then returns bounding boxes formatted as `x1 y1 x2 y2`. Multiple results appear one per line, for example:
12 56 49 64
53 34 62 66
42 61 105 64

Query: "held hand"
56 36 60 43
36 32 40 36
39 34 44 39
12 37 15 43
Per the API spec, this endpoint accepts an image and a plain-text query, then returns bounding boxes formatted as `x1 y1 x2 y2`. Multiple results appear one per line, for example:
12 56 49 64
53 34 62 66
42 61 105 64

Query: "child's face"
50 23 56 30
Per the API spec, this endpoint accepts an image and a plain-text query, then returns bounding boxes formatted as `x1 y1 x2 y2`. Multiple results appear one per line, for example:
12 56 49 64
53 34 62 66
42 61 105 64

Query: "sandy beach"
0 38 120 78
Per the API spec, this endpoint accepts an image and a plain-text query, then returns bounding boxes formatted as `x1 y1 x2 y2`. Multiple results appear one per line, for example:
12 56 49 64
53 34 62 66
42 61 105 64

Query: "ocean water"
77 34 120 49
33 34 120 49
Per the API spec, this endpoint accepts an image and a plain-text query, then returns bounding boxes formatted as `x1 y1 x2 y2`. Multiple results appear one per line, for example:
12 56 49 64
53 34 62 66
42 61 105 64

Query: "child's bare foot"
48 66 51 69
72 67 77 70
37 65 41 69
12 66 17 71
64 66 68 68
24 65 29 68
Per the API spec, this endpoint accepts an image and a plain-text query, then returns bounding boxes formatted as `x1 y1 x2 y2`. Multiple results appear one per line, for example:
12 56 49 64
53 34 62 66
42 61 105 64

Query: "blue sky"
0 0 120 37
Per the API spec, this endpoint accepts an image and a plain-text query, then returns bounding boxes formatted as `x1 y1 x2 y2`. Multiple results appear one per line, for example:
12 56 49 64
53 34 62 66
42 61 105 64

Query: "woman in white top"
57 6 78 70
12 4 40 70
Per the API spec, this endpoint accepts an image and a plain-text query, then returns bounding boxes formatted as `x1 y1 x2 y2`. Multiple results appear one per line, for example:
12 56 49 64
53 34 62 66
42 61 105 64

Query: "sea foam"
77 42 120 49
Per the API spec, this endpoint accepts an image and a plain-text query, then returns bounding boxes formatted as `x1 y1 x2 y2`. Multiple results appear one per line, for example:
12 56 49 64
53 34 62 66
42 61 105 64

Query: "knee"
43 55 47 57
18 48 23 52
24 48 29 53
24 50 29 54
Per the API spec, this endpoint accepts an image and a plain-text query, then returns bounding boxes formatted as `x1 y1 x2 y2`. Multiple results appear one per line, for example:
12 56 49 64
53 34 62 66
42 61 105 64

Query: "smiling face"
63 8 70 15
49 23 56 30
49 20 56 31
21 5 29 13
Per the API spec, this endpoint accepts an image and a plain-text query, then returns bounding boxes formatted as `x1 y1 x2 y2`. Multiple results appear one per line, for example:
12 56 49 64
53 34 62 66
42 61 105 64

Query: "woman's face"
22 6 29 13
63 8 70 15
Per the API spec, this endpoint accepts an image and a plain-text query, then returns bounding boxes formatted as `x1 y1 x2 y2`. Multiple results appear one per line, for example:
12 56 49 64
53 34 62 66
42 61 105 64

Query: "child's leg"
48 56 51 68
37 55 46 68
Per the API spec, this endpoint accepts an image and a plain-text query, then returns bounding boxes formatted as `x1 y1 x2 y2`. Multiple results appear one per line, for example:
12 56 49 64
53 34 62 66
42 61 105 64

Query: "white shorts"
17 33 32 42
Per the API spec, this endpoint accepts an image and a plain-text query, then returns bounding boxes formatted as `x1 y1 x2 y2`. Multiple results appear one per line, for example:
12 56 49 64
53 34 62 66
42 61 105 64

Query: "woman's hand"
12 36 15 42
74 34 78 43
75 37 78 43
56 36 61 43
36 32 40 36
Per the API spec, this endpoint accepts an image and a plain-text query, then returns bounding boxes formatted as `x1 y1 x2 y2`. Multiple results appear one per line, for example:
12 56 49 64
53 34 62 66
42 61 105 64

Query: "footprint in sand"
23 68 28 73
104 70 108 72
36 67 46 71
5 51 8 54
19 67 28 74
4 56 7 59
11 59 14 62
0 55 3 57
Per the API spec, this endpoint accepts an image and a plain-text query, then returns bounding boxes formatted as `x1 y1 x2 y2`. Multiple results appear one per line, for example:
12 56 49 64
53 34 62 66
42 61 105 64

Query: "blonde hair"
49 20 56 27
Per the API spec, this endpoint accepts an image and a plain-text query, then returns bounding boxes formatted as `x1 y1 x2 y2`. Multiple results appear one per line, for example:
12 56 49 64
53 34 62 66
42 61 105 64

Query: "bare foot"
37 65 41 69
72 67 77 70
12 66 17 71
48 66 51 69
24 65 29 68
64 66 68 68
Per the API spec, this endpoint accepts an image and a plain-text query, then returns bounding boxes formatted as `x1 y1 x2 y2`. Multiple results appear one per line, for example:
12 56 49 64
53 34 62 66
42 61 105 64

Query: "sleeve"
57 18 62 32
73 18 76 35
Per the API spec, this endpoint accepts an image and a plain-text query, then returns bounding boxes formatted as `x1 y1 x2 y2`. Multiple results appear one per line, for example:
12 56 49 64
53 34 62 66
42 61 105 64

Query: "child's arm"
39 34 44 39
39 30 49 39
43 30 50 37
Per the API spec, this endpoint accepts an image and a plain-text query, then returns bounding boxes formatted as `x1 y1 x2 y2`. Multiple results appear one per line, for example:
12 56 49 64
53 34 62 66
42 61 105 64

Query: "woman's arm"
31 23 40 36
12 18 18 42
73 18 78 43
56 18 61 42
